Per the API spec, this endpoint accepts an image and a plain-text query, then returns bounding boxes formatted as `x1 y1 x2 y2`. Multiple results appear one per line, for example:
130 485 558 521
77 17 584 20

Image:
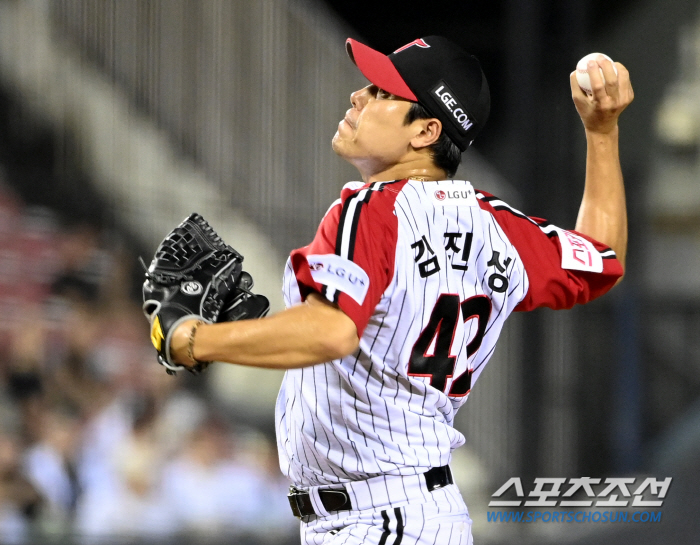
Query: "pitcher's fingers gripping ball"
575 53 617 96
570 54 634 134
142 213 269 375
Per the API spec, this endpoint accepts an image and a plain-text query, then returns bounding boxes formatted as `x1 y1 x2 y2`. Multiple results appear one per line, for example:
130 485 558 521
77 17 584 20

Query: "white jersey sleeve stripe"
478 192 618 263
336 189 367 260
335 182 387 261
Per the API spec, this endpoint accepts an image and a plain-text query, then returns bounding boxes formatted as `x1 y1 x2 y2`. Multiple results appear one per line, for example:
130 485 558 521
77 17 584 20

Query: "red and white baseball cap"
345 36 490 151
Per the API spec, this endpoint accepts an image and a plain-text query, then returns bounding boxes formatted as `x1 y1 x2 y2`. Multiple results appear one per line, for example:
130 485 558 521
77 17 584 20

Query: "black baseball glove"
142 213 269 375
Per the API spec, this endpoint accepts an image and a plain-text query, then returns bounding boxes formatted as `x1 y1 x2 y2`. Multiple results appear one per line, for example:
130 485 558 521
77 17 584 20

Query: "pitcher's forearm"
575 127 627 269
173 293 360 369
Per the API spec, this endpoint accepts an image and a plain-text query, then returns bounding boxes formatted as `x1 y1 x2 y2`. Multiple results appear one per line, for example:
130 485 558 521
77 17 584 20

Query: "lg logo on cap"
431 81 474 132
394 38 430 54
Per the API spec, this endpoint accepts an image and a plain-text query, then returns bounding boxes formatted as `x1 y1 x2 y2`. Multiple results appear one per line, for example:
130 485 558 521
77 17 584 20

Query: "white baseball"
576 53 617 95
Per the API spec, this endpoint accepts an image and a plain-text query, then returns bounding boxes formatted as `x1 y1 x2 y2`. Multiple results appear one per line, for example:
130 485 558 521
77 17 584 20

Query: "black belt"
288 465 453 518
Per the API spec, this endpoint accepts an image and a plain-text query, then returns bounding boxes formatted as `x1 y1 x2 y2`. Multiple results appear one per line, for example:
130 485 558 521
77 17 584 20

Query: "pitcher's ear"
410 118 442 149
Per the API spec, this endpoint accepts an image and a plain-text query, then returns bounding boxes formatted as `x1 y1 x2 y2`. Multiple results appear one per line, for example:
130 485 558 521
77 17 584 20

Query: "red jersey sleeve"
290 181 405 336
476 191 624 311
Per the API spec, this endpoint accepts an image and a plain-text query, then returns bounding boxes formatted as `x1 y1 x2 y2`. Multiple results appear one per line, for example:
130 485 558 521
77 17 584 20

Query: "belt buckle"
425 465 453 492
288 486 305 518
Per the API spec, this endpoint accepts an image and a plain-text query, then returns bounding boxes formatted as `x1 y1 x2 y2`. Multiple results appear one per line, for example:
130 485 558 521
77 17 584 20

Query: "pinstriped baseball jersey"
276 179 622 488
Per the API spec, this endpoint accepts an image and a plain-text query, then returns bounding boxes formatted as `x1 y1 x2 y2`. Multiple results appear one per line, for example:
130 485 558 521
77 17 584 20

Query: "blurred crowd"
0 178 295 544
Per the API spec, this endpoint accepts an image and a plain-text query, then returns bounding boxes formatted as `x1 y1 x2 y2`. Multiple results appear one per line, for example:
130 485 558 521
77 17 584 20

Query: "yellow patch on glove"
150 316 164 352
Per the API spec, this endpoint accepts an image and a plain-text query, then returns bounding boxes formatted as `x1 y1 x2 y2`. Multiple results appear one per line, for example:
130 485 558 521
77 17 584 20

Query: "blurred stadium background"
0 0 697 543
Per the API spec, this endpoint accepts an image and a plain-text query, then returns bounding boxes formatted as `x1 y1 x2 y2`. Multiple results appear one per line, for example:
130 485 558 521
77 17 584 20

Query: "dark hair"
404 102 462 177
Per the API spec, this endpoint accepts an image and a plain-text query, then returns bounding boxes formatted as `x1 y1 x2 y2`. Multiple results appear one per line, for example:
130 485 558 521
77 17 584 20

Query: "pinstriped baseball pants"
300 484 473 545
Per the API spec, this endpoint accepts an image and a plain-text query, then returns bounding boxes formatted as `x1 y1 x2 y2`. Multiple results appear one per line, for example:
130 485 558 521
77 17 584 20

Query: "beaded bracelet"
187 320 205 366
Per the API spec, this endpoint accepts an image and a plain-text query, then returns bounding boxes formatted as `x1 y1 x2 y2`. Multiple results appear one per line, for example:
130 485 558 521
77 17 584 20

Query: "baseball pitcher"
143 36 633 544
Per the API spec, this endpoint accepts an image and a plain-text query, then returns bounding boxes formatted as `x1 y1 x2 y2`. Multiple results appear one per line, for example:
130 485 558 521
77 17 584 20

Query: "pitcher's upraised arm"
570 55 634 270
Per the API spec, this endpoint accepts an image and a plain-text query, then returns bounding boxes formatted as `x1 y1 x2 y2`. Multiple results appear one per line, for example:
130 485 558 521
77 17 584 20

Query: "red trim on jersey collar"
345 39 418 102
